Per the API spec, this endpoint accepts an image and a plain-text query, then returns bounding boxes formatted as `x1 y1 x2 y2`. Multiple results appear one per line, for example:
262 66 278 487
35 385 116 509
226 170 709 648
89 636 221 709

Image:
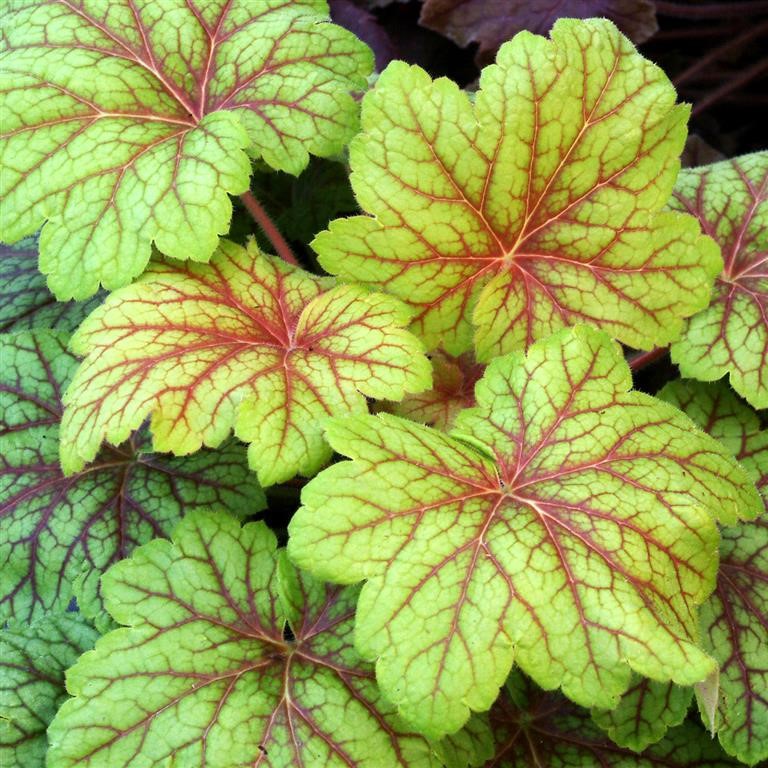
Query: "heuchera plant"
0 3 766 767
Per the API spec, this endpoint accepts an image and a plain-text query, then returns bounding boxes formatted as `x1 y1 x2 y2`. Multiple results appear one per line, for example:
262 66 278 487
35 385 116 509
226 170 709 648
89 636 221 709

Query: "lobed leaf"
60 239 431 485
391 350 483 431
591 676 692 752
485 672 739 767
0 238 103 332
669 152 768 408
661 379 768 764
419 0 658 64
289 326 761 738
0 612 98 768
0 330 264 620
315 18 720 361
47 511 477 768
0 0 372 298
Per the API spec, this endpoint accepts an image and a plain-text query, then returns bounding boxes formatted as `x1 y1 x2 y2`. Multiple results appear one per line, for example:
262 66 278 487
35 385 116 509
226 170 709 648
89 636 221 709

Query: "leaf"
314 19 721 361
0 0 372 299
591 676 693 751
391 350 483 431
288 325 761 738
0 329 265 620
60 239 431 485
0 612 98 768
485 672 739 767
669 152 768 408
660 379 768 764
46 511 476 768
419 0 658 65
0 238 104 332
330 0 399 70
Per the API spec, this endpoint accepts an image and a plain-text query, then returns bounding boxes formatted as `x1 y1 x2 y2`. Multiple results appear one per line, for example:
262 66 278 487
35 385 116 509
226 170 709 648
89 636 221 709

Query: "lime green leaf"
288 326 760 738
1 0 372 299
591 676 692 751
0 612 98 768
669 152 768 408
314 18 720 361
391 350 483 431
60 239 431 485
47 511 472 768
486 672 739 767
0 330 264 620
660 379 768 764
0 237 103 332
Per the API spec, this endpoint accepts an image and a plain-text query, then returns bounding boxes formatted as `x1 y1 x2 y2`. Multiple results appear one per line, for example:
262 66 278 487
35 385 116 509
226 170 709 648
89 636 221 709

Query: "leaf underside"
660 379 768 764
289 325 761 738
60 239 431 485
419 0 658 63
669 152 768 409
0 0 372 298
46 512 468 768
0 330 265 621
315 18 721 361
0 612 98 768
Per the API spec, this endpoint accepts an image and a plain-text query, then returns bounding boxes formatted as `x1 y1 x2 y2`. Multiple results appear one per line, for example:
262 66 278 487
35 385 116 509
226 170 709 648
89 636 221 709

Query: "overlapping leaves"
660 379 768 764
289 326 761 738
419 0 658 64
0 0 372 298
60 240 430 485
0 238 102 332
0 330 264 620
485 672 737 767
315 19 720 360
47 511 478 768
0 612 98 768
669 152 768 408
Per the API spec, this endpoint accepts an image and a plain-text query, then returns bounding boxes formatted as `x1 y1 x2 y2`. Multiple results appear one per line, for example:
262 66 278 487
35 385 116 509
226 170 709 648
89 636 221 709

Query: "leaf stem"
628 347 668 372
240 190 300 267
674 20 768 86
656 1 768 18
692 57 768 117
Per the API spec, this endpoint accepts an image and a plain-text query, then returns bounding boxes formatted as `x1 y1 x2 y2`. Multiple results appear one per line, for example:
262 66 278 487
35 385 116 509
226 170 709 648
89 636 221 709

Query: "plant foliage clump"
1 2 767 767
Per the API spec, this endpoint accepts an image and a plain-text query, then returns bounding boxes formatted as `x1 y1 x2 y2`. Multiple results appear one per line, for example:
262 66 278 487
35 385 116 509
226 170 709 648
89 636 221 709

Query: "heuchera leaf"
0 612 98 768
591 676 693 752
314 18 721 361
391 350 483 431
485 672 738 767
668 152 768 408
0 0 372 299
660 379 768 764
0 329 265 620
419 0 658 64
0 238 103 332
59 240 431 485
288 325 761 738
46 511 476 768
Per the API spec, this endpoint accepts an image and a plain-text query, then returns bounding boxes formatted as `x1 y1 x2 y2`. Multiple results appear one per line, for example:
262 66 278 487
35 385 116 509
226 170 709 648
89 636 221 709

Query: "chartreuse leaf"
660 379 768 764
591 676 693 752
391 350 483 431
60 239 431 486
0 612 98 768
314 18 720 361
486 672 738 767
46 511 481 768
288 325 762 739
0 330 264 621
0 238 103 332
669 152 768 408
0 0 372 299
